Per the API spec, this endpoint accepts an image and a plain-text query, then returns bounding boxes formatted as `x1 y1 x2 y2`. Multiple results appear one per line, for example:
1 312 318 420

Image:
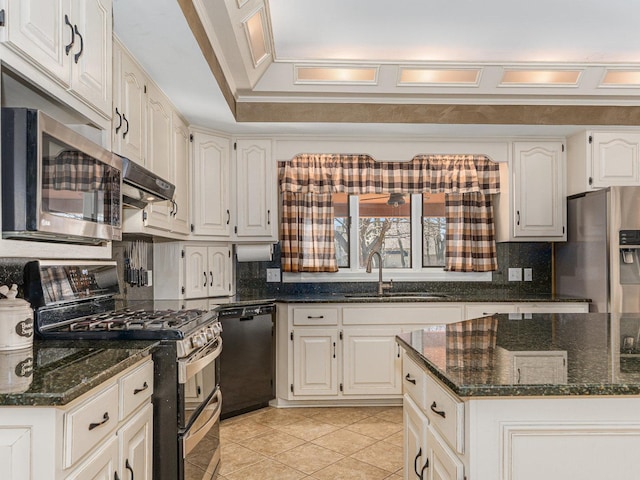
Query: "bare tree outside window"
358 193 411 269
422 193 446 267
333 193 350 267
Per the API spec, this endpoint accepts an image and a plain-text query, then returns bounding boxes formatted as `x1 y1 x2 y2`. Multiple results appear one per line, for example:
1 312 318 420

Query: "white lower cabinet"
0 358 153 480
292 328 339 396
427 425 464 480
403 394 429 480
342 328 402 396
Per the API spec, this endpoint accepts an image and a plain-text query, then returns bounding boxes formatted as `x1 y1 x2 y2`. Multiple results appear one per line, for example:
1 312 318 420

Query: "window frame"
282 193 492 283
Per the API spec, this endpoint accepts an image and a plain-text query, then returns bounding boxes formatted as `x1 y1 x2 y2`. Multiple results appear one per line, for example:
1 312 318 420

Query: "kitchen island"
396 313 640 480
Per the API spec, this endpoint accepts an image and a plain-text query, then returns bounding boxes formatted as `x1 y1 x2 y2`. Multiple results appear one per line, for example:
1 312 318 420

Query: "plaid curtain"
445 193 497 272
43 151 105 191
446 316 498 384
280 192 338 272
279 154 500 273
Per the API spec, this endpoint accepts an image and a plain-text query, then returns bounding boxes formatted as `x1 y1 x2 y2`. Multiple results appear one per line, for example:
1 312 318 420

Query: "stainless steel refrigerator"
555 186 640 313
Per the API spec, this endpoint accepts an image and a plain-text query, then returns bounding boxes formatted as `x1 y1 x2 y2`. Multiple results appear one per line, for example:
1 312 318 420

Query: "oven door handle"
178 338 223 384
183 388 222 457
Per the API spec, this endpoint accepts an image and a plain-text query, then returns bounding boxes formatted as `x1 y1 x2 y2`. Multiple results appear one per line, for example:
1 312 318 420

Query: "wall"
236 242 553 298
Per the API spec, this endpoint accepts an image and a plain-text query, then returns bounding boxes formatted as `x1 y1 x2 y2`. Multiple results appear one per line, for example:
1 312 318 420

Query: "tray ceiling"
113 0 640 135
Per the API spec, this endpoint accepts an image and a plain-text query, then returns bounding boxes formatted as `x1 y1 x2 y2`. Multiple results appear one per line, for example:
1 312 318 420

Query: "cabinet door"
404 394 429 480
114 45 147 165
192 132 231 237
171 113 191 235
591 132 640 187
513 142 565 238
427 425 464 480
184 245 208 299
144 84 173 231
292 328 338 396
69 0 111 115
464 303 517 320
64 435 118 480
208 246 231 297
119 403 153 480
235 139 277 239
342 328 401 395
4 0 70 82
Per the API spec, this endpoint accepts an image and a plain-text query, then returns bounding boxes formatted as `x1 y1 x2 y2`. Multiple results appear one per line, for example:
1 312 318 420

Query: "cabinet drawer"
64 383 119 468
402 353 427 407
424 374 464 454
292 307 339 325
120 360 154 420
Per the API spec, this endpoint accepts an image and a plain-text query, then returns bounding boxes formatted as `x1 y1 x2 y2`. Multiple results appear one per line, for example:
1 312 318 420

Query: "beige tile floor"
218 406 404 480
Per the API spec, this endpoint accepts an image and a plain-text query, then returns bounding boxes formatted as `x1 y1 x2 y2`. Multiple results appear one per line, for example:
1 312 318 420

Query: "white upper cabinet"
495 141 566 241
112 39 146 165
143 82 173 232
2 0 112 116
191 130 232 237
234 139 278 240
170 113 191 235
567 131 640 195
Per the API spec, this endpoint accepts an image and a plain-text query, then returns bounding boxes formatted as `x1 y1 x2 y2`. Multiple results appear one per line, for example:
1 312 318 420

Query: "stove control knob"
191 335 204 349
204 327 214 341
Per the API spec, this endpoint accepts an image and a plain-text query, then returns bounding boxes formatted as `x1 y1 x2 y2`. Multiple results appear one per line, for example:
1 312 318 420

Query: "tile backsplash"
236 242 553 297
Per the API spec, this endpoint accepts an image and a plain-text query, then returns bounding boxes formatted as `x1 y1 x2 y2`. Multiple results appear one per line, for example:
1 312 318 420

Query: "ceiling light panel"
295 66 378 84
399 68 481 86
500 69 582 86
243 7 270 67
601 70 640 87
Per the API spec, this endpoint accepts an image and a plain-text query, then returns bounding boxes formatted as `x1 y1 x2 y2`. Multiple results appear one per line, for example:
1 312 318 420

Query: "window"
332 192 448 272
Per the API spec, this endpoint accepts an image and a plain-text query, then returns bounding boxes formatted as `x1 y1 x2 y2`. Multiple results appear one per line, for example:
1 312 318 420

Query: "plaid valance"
279 154 500 273
280 154 500 195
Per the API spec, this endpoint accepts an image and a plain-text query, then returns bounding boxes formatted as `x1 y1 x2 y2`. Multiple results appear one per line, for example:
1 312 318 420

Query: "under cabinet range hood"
120 156 175 209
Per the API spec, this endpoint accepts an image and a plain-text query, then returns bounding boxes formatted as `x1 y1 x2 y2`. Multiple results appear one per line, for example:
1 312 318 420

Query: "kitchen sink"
343 292 449 299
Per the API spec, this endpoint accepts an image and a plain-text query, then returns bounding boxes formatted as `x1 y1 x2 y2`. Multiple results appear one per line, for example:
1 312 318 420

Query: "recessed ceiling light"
601 70 640 86
295 66 378 84
399 68 481 86
243 8 270 67
500 69 582 86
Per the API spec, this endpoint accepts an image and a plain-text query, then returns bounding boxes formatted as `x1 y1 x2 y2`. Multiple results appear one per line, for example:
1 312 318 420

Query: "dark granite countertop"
396 313 640 398
230 292 589 304
0 340 158 407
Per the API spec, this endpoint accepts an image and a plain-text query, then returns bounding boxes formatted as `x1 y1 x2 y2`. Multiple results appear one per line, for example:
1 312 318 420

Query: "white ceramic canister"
0 346 33 393
0 293 34 351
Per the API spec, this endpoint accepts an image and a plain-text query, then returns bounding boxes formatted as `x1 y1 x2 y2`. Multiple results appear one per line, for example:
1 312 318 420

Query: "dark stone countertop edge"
232 294 590 305
396 335 640 398
0 341 159 407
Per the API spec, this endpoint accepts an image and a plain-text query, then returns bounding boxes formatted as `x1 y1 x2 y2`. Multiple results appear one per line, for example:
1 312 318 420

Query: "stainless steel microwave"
1 108 122 245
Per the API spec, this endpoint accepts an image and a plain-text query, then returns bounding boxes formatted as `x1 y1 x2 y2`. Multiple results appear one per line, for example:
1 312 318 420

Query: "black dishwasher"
217 303 275 419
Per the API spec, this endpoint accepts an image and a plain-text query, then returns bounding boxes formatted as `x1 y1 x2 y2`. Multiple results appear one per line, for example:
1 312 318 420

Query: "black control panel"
620 230 640 246
216 303 275 318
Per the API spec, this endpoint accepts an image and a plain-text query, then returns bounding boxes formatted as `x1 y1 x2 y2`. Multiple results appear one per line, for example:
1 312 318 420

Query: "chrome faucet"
366 250 393 295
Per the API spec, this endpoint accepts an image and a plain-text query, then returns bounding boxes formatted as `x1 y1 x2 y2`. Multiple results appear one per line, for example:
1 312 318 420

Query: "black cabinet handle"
333 342 336 359
133 381 148 395
173 200 178 217
115 472 120 480
405 373 416 385
73 24 83 63
115 108 123 133
307 315 324 319
267 209 271 225
414 447 422 478
126 459 134 480
203 272 207 287
210 271 213 287
430 401 446 418
226 209 230 225
420 458 429 479
89 412 110 430
64 15 75 55
517 368 521 384
516 210 520 226
122 114 130 138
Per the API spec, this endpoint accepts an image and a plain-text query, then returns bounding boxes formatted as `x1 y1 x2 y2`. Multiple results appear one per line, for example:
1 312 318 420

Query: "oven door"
180 387 222 480
179 337 222 429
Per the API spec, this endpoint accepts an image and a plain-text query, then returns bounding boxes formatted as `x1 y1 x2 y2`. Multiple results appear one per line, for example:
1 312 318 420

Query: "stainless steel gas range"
24 260 222 480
